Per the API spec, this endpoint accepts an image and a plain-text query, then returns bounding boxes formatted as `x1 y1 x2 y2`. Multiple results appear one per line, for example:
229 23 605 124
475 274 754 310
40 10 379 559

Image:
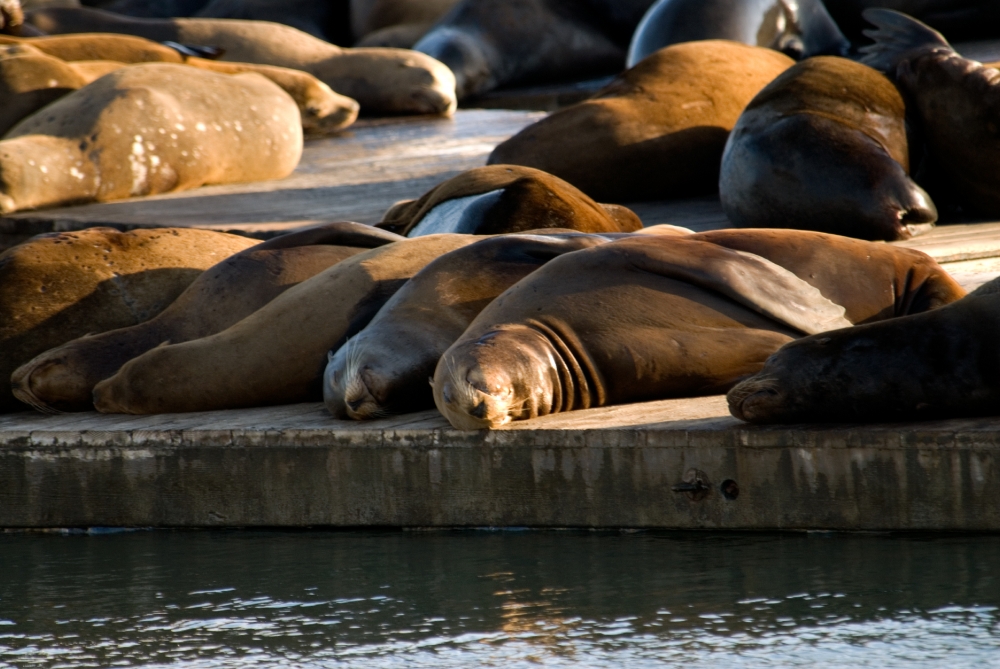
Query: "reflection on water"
0 530 998 668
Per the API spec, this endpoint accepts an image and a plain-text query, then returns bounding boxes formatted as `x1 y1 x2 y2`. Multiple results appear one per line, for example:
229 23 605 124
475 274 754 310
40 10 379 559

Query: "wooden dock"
4 109 1000 530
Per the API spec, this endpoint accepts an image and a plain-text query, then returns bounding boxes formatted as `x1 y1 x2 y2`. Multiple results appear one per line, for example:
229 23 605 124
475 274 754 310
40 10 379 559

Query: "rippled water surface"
1 530 999 668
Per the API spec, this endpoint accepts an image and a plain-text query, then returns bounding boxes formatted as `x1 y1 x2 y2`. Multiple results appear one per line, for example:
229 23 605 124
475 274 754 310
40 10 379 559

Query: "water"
1 530 998 668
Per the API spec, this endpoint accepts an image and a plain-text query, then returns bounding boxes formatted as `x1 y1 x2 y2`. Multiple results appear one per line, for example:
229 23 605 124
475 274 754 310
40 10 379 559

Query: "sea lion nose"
469 401 487 419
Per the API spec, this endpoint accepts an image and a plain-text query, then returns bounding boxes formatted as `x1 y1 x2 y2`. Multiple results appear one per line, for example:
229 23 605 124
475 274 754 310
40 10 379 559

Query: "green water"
1 530 998 668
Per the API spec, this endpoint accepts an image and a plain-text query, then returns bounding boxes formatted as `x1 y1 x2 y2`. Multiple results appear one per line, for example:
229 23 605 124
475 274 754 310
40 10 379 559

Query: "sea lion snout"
727 377 785 423
11 354 88 414
414 26 495 99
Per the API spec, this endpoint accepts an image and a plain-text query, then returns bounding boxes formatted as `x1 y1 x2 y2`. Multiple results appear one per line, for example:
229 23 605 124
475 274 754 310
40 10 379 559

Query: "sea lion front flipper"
860 9 953 73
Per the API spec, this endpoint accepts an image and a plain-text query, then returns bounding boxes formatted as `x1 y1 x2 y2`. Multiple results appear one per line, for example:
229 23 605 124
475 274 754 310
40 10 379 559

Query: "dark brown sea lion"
488 41 794 203
719 55 938 242
627 0 849 67
727 277 1000 424
89 0 210 21
351 0 458 48
25 7 458 115
861 10 1000 218
413 0 655 99
825 1 1000 45
0 62 302 214
92 234 476 415
431 230 965 429
377 165 643 237
0 227 255 413
11 222 403 413
324 231 623 420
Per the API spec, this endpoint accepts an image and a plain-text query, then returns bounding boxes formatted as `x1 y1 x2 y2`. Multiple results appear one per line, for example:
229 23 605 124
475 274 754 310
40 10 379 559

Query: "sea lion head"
433 326 558 430
727 331 847 424
10 345 92 414
324 337 421 420
413 26 496 99
299 82 360 135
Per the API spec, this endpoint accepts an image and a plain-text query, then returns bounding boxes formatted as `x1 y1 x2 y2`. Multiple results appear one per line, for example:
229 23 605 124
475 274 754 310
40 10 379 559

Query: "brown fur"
0 62 302 213
92 234 476 415
25 7 457 115
11 222 403 413
378 165 643 236
0 227 255 413
432 230 965 429
488 41 794 202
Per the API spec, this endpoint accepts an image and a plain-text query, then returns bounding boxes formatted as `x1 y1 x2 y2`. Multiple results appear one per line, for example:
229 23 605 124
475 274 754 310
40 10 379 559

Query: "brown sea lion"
0 62 302 213
727 277 1000 424
25 7 458 115
324 232 618 420
431 230 965 429
627 0 849 67
0 43 88 136
11 222 403 414
413 0 655 99
488 41 794 203
861 10 1000 218
0 227 255 413
378 165 643 237
719 55 938 242
0 32 185 61
92 234 476 415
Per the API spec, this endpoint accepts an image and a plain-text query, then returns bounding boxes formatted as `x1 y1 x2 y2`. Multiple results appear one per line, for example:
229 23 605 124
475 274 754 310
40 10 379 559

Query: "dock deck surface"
3 109 1000 530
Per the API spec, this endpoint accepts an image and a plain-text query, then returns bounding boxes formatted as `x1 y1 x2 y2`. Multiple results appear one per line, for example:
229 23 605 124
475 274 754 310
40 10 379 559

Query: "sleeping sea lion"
0 227 255 413
0 62 302 213
0 43 358 136
719 55 938 241
413 0 655 99
727 277 1000 424
377 165 642 237
432 230 965 429
861 10 1000 218
11 222 403 414
89 0 209 20
92 234 476 415
25 7 458 115
324 231 625 420
488 41 794 203
195 0 350 44
627 0 849 67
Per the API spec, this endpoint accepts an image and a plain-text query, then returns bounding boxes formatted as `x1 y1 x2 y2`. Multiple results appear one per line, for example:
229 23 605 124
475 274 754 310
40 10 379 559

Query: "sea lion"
0 62 302 214
413 0 655 99
195 0 350 44
0 227 255 413
0 36 359 134
25 7 458 115
324 232 617 420
719 55 938 242
431 230 965 429
488 41 794 203
627 0 849 67
727 277 1000 424
87 0 209 20
92 234 476 415
861 10 1000 218
377 165 643 237
11 222 403 414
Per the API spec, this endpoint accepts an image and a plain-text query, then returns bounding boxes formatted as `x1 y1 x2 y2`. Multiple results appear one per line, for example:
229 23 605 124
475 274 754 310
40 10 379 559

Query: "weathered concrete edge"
2 424 998 531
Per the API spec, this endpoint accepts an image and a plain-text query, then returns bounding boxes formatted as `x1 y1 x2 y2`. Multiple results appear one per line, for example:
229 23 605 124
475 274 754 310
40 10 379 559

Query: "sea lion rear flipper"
860 9 952 73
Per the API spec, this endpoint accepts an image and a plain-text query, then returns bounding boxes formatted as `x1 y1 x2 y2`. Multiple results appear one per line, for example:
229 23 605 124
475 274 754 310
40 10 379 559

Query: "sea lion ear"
428 377 435 388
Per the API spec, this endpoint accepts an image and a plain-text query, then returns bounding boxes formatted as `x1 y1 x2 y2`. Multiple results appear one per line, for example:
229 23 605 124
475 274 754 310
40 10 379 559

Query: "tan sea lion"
727 277 1000 424
0 35 359 135
25 7 458 115
0 62 302 214
377 165 643 237
432 230 965 429
11 222 403 414
719 55 938 242
488 41 794 203
0 227 255 413
93 234 476 415
324 232 617 420
861 10 1000 218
